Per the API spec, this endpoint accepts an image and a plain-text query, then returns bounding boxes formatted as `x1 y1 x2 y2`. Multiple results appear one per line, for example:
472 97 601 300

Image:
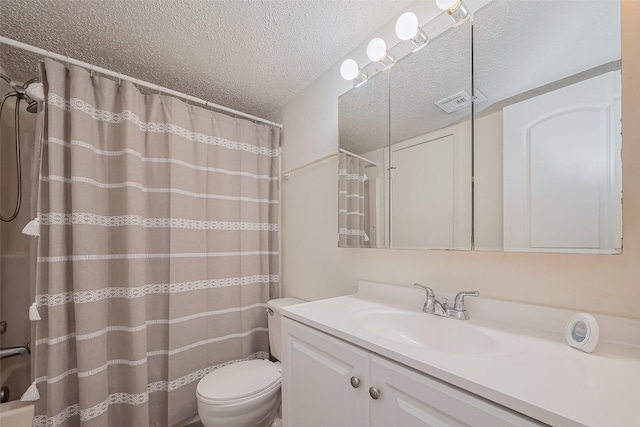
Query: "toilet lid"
196 359 281 402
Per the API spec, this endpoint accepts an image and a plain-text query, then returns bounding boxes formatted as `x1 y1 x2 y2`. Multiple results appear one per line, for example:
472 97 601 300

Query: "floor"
185 422 203 427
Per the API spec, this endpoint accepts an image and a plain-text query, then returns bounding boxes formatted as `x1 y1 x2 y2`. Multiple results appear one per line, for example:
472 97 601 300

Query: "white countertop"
280 281 640 427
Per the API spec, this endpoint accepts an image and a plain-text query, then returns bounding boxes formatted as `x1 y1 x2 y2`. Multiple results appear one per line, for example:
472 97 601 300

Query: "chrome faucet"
413 283 479 320
413 283 437 313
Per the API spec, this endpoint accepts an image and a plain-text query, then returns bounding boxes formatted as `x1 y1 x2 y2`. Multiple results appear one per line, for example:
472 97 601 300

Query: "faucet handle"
453 291 479 311
413 283 434 297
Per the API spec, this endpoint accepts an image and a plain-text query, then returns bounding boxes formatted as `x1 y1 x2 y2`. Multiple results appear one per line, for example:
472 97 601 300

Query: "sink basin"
355 311 498 354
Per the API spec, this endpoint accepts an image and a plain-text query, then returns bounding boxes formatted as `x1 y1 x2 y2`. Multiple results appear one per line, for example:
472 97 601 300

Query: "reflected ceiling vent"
435 90 487 113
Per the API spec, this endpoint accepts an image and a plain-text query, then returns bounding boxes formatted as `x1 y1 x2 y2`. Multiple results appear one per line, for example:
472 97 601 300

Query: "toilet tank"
267 297 305 361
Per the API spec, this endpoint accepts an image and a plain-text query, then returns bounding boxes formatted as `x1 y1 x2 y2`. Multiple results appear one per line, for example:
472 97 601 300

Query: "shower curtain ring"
117 73 121 86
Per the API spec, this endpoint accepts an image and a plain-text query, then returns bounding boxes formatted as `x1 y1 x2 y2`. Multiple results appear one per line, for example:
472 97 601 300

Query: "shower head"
23 78 43 113
25 100 39 113
4 78 42 113
1 75 39 96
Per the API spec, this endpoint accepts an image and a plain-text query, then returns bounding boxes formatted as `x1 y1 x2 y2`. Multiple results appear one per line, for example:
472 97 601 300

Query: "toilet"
196 298 303 427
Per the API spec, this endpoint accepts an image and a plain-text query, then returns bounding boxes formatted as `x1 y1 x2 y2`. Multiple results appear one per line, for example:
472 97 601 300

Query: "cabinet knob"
350 376 360 388
369 387 380 400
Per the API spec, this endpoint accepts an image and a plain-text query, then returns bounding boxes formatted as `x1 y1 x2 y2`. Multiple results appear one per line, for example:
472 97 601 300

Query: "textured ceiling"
0 0 412 120
339 0 621 155
389 18 471 145
473 0 620 113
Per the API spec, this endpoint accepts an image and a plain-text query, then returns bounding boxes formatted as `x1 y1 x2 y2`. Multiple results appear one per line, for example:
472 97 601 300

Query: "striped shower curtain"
31 58 280 426
338 152 367 248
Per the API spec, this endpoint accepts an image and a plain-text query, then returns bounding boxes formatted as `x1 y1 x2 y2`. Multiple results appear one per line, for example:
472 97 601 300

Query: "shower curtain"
338 152 367 248
31 58 280 427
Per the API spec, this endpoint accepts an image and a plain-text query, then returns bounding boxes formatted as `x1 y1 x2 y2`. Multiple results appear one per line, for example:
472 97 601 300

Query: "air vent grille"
435 90 487 113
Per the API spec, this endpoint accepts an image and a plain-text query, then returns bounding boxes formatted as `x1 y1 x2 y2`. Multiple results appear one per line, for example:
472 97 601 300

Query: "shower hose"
0 93 23 222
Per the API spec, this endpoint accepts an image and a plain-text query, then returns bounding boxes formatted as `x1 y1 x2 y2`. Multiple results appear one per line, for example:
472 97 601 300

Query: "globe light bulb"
435 0 460 11
366 38 388 62
396 12 419 41
340 59 359 81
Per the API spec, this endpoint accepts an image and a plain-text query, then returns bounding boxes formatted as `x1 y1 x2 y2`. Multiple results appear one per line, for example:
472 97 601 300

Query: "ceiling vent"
435 90 487 113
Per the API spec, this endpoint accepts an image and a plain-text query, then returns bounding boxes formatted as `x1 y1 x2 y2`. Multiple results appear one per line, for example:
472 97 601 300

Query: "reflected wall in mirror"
338 71 389 248
473 0 622 254
388 18 472 250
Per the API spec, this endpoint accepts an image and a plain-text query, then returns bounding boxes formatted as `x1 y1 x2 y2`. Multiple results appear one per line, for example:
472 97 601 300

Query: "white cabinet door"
503 71 622 253
281 318 370 427
391 134 456 249
282 320 546 427
369 355 545 427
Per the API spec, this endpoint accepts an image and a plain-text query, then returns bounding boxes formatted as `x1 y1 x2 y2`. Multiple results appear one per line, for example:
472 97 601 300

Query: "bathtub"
0 399 34 427
0 356 30 403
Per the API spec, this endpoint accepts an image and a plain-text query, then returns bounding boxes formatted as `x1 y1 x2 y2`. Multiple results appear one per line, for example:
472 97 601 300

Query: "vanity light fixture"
436 0 469 23
395 12 429 51
340 59 368 87
366 38 395 69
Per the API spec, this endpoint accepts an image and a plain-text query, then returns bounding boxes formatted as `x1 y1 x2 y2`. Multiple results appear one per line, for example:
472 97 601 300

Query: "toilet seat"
196 360 281 405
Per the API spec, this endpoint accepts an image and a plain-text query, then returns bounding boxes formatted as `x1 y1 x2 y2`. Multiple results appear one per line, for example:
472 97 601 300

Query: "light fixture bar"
409 28 429 51
436 0 469 23
447 1 469 23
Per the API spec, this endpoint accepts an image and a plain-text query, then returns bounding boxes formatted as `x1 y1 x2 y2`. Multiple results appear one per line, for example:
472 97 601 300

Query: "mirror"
337 13 473 250
338 70 389 248
473 0 622 254
388 17 472 250
337 0 622 254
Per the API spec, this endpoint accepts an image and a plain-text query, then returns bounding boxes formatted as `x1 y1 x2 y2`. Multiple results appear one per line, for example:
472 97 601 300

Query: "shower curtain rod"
280 148 378 178
0 36 283 129
281 152 337 178
338 148 377 166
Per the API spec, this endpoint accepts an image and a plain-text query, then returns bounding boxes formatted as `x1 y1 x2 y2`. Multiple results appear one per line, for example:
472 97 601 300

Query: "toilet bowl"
196 298 304 427
196 359 281 427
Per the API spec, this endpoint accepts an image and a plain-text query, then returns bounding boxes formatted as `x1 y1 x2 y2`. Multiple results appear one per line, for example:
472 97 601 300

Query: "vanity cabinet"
281 317 370 426
369 356 545 427
281 318 545 427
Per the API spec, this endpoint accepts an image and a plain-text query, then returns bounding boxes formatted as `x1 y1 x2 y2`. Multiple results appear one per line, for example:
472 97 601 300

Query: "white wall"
278 1 640 320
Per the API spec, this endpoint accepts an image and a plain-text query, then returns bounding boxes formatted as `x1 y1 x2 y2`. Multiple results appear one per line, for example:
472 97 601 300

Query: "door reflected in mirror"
473 0 622 254
389 18 472 250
